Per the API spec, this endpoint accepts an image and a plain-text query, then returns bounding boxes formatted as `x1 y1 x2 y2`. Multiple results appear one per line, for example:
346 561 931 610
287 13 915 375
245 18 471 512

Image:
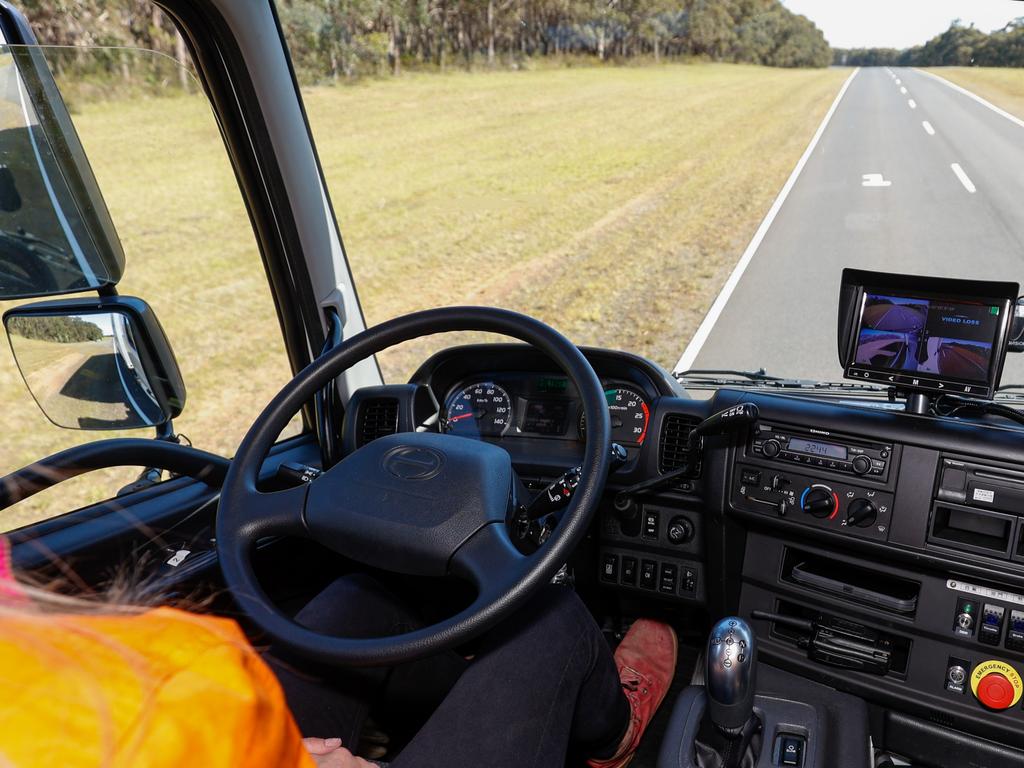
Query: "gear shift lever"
694 617 762 768
706 616 757 731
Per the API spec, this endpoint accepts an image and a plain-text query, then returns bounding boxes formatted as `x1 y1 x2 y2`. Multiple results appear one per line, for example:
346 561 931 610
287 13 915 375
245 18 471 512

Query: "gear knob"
706 616 757 731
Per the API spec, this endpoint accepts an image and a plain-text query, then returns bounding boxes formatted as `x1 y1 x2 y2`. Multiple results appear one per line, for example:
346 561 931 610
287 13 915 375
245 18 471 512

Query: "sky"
781 0 1024 49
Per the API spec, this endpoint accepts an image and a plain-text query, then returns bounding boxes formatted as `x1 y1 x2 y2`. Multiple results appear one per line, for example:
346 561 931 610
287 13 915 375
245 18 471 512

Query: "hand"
302 737 375 768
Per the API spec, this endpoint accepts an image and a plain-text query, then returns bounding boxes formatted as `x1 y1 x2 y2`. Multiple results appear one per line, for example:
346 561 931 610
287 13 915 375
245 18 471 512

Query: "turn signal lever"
614 403 759 508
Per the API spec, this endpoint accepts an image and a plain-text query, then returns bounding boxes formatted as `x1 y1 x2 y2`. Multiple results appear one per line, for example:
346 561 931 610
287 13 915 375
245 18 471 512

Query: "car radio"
751 424 892 480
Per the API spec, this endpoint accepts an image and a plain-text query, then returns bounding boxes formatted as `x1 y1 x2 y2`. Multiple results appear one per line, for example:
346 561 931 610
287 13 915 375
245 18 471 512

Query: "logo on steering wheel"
382 445 445 480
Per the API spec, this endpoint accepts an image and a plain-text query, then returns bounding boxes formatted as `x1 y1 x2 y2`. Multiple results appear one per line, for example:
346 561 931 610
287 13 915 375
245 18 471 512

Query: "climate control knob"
846 499 877 528
801 486 837 519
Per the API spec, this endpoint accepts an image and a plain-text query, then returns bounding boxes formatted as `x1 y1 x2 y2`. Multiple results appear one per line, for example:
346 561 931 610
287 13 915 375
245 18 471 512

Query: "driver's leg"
391 585 676 768
267 573 466 749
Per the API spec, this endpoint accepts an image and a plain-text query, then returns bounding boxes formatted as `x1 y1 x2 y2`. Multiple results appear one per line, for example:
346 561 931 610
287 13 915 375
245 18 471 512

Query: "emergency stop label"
970 660 1023 707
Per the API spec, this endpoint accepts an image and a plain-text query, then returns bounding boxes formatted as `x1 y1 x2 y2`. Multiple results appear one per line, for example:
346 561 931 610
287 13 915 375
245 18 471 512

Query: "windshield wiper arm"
675 367 782 381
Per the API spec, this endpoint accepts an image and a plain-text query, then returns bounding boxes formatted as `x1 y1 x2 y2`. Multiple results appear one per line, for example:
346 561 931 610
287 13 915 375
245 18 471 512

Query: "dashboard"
403 342 1024 753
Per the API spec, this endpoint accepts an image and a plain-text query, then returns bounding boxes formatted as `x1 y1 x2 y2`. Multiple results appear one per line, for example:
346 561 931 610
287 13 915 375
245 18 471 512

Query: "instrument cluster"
441 373 651 445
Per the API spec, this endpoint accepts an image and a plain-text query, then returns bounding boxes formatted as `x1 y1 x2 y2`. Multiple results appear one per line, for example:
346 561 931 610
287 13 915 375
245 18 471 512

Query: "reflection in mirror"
6 311 168 429
0 46 125 298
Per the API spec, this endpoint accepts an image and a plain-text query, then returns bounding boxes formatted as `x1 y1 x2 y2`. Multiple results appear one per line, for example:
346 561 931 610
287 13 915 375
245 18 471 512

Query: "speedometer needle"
448 413 475 422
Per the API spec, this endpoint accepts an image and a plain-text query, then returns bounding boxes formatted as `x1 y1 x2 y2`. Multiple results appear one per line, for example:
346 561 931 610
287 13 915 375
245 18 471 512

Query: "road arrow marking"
862 173 892 187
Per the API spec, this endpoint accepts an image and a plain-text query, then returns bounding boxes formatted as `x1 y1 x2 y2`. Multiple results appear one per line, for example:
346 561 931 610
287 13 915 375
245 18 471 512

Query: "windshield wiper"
676 367 782 381
675 370 889 394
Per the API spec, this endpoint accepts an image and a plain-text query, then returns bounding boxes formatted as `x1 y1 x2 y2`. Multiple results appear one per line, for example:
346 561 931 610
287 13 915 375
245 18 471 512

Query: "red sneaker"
588 619 678 768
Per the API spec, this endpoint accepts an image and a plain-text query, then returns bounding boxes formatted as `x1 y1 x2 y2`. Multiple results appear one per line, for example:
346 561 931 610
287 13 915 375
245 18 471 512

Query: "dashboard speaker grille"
659 413 702 479
357 398 399 447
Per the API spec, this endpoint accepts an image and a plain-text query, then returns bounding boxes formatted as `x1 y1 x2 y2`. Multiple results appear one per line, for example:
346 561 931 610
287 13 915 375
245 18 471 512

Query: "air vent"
659 413 702 479
357 398 399 447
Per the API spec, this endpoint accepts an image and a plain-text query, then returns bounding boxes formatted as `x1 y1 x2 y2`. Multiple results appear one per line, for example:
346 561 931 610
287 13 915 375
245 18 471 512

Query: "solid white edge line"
673 67 861 374
951 163 977 193
922 120 935 135
916 68 1024 131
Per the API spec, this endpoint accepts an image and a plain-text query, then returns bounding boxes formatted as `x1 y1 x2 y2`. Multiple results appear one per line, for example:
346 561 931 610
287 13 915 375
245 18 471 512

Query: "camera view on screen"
854 293 1000 382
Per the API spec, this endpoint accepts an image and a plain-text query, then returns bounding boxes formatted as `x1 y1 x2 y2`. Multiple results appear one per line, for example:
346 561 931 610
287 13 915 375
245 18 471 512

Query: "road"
675 66 1024 387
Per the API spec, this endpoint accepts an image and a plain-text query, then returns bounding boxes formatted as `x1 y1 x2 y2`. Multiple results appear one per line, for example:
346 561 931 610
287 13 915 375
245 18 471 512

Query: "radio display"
787 437 847 460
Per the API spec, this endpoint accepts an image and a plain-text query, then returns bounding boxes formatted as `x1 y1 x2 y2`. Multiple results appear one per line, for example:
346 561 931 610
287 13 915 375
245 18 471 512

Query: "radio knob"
802 487 836 518
846 499 877 528
762 439 781 458
851 455 871 475
667 516 694 544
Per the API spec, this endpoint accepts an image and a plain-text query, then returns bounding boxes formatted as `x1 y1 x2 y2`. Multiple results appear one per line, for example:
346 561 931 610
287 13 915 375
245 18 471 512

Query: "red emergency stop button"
970 660 1023 710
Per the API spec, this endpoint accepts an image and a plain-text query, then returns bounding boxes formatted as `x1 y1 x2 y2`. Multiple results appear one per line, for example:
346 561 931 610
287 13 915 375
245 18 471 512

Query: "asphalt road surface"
676 66 1024 387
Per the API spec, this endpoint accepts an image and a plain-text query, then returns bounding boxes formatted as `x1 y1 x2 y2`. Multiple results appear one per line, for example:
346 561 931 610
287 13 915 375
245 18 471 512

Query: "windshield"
280 0 1024 391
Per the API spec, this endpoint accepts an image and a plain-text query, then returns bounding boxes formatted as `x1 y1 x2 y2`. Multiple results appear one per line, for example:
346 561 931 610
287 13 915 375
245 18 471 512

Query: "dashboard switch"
600 553 618 583
639 560 657 590
642 511 660 540
946 657 970 694
620 557 637 586
953 598 978 637
1006 610 1024 652
979 604 1005 646
777 735 804 767
659 564 678 594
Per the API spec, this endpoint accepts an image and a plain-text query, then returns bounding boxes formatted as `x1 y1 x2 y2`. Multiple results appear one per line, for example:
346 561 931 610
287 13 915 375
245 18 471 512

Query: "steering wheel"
217 307 611 666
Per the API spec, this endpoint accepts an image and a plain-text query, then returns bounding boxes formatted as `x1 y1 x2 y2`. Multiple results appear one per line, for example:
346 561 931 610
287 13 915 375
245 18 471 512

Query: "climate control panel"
731 463 894 541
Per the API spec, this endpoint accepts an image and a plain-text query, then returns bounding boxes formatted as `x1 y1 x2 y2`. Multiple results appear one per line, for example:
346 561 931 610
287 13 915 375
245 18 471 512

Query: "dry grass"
927 67 1024 120
0 62 846 531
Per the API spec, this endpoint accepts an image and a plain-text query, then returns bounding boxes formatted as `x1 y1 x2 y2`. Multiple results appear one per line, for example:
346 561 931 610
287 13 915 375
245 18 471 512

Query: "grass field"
927 67 1024 121
0 62 847 531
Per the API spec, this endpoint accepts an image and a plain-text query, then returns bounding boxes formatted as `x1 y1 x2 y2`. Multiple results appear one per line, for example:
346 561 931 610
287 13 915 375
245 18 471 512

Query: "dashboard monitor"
838 270 1019 398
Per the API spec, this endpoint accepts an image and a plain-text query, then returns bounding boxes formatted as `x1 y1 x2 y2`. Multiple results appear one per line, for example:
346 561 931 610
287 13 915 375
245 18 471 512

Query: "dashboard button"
601 554 618 583
642 511 659 540
659 564 677 594
639 560 657 590
620 557 637 586
970 660 1023 710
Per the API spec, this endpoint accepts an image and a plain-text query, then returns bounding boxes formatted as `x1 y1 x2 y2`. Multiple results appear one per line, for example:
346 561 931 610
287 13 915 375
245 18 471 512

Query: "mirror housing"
3 296 185 430
1009 297 1024 353
0 2 126 299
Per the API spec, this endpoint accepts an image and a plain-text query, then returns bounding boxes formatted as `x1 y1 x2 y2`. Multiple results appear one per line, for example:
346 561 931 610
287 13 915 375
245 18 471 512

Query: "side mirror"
0 38 125 298
3 296 185 430
1008 296 1024 353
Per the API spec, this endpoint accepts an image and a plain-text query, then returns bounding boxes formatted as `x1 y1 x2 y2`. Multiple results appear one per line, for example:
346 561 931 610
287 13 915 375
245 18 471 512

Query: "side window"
0 11 301 531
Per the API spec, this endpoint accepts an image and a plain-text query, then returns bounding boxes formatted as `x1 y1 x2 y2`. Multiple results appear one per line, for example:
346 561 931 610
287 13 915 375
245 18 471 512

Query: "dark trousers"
271 574 630 767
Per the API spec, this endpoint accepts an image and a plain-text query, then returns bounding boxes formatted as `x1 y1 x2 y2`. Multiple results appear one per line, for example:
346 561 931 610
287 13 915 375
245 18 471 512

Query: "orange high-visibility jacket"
0 606 314 767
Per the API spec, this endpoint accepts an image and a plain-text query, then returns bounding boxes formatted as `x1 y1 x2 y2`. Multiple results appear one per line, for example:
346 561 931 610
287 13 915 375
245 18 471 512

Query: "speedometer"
579 386 650 445
444 382 513 438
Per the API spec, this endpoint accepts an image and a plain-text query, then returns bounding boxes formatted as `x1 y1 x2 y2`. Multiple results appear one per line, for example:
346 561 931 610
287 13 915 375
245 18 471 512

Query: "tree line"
835 18 1024 68
17 0 831 86
278 0 832 79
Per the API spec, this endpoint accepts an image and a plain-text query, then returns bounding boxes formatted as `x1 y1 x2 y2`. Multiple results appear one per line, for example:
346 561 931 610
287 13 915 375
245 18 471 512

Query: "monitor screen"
848 291 1006 393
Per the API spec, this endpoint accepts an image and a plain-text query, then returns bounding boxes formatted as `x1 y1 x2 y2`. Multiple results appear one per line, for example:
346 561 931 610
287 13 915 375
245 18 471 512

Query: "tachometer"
579 386 650 445
444 382 514 438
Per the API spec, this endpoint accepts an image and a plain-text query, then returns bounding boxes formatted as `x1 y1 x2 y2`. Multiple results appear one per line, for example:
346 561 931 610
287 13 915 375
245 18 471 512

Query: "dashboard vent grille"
358 398 399 447
659 413 702 480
